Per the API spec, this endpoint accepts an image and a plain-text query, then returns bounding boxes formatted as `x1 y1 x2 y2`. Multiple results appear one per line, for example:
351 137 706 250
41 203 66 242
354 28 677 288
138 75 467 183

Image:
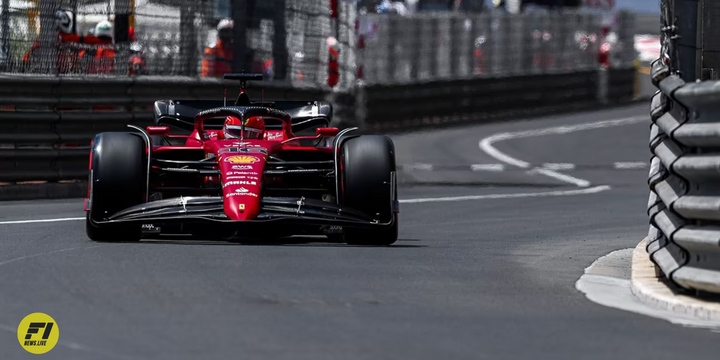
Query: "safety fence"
0 0 356 89
356 11 637 84
647 59 720 294
0 6 642 194
1 3 637 88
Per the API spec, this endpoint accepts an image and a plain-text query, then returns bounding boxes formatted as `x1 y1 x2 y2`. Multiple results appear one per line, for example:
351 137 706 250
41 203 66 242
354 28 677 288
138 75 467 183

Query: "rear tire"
339 135 398 246
86 132 147 242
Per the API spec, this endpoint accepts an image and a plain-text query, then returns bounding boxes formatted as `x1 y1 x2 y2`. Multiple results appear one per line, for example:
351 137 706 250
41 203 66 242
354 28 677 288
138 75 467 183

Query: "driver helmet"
217 18 234 44
94 20 113 40
217 18 234 31
223 116 265 140
55 10 72 34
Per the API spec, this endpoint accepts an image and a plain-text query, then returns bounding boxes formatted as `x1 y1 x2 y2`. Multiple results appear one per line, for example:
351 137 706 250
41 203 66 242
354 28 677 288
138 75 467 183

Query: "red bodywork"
144 110 335 223
85 74 394 240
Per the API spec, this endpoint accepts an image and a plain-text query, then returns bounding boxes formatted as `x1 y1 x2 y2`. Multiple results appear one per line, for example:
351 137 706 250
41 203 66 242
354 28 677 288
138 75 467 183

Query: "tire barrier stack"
647 59 720 294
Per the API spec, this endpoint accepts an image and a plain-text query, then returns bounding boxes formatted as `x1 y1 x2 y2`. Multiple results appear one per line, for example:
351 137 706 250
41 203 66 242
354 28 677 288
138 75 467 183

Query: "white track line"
542 163 576 170
479 116 647 187
399 185 610 204
407 163 434 171
0 217 84 225
530 168 591 188
471 164 505 172
614 161 648 169
0 186 610 225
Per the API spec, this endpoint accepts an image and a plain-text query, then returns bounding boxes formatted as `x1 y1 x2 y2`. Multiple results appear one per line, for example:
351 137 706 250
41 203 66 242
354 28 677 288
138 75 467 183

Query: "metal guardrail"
0 65 639 185
607 67 637 103
0 76 329 183
647 60 720 294
356 67 636 131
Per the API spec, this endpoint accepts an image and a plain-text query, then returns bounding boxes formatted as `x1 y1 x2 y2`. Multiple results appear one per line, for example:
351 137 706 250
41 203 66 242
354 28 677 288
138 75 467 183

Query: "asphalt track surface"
1 103 719 359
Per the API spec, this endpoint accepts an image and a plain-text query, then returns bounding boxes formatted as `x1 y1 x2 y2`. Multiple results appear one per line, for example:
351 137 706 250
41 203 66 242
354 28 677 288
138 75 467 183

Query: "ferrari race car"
84 74 398 245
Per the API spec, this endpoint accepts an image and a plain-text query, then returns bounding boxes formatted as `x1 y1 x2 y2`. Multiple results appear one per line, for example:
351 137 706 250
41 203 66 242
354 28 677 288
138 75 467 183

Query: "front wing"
90 196 397 230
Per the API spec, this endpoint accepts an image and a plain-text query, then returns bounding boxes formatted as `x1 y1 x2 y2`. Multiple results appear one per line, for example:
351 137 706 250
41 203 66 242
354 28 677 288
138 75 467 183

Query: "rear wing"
223 73 264 81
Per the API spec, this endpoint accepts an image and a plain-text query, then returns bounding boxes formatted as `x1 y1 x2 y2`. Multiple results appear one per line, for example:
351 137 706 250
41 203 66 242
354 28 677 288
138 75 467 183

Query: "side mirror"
316 127 339 137
146 126 169 136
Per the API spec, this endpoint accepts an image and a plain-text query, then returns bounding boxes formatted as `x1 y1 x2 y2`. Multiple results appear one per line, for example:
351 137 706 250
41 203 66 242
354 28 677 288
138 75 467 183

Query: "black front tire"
86 132 147 242
339 135 398 246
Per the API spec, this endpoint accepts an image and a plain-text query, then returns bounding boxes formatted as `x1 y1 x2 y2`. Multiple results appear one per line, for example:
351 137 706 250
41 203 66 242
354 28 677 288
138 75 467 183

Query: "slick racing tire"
339 135 398 246
86 132 146 242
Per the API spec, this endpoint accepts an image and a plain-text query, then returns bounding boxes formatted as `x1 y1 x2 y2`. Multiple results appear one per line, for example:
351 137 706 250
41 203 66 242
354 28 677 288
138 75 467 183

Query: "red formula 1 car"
84 74 398 245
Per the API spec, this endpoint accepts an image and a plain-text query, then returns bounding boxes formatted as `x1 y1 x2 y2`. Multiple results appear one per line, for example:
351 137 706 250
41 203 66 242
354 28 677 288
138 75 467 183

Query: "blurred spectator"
491 0 508 12
88 20 115 74
129 42 148 76
201 19 234 77
598 24 617 68
22 12 116 74
77 27 100 72
22 10 92 73
376 0 409 15
60 20 111 46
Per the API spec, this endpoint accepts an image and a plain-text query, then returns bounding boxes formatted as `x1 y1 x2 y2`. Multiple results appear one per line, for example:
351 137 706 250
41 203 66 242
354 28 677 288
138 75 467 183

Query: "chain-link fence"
613 10 637 66
0 0 356 89
0 2 638 88
357 11 637 85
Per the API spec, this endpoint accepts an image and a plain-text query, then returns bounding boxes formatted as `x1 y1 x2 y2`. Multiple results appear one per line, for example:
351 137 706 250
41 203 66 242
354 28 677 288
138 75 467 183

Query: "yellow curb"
630 238 720 322
638 67 651 75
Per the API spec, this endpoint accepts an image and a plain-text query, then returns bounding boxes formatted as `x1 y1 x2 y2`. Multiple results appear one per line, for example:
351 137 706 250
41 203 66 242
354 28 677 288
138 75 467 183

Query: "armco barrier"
647 60 720 294
0 66 638 192
0 76 330 184
357 68 634 131
607 67 637 103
